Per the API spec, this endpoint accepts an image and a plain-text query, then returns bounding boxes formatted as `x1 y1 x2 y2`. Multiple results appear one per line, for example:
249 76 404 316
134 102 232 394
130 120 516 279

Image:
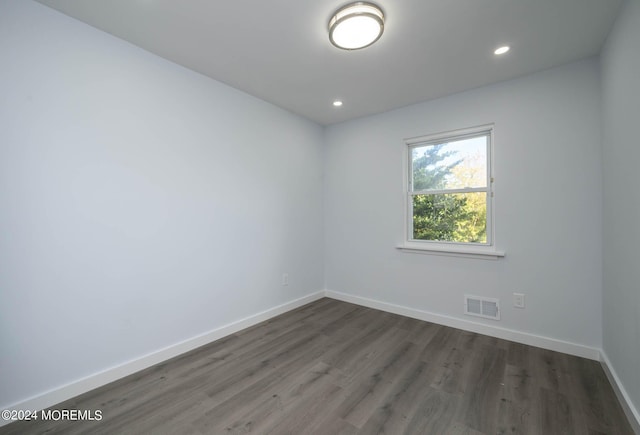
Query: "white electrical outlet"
282 273 289 286
513 293 525 308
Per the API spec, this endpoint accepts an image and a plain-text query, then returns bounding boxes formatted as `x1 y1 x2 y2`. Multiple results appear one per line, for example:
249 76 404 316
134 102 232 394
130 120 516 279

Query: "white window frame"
398 124 504 259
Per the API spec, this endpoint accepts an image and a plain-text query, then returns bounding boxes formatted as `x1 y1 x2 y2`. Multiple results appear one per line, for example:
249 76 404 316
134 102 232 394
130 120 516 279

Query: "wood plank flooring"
1 298 634 434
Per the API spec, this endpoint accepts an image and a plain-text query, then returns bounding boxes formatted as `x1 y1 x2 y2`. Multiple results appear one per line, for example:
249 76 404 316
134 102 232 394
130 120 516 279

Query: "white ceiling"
36 0 622 125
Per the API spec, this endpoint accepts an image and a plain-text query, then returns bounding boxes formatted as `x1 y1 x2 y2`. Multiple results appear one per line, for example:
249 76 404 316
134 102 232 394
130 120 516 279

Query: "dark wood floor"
1 298 634 434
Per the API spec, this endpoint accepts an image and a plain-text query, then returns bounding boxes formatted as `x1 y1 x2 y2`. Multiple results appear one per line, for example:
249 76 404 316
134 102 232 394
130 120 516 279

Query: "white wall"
0 0 324 409
1 0 632 419
601 0 640 419
324 58 603 350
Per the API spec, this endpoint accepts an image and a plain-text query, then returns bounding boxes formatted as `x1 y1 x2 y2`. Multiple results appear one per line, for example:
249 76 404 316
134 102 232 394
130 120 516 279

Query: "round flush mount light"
494 45 510 55
333 100 343 107
329 2 385 50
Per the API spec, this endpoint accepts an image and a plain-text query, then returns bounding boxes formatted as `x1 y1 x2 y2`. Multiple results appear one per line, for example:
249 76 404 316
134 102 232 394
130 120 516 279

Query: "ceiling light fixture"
333 100 343 107
329 2 385 50
494 45 510 55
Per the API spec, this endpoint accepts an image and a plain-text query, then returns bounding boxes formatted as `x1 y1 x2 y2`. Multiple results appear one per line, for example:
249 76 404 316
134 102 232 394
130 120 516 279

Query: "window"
405 125 496 253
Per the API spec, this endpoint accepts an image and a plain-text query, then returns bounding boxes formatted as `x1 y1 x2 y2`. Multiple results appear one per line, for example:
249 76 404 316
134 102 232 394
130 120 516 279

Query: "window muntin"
407 128 492 245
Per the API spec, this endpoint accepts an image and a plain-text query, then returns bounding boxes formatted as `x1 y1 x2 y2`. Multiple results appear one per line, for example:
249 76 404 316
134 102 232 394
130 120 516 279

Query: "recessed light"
494 46 510 55
333 100 343 107
329 2 385 50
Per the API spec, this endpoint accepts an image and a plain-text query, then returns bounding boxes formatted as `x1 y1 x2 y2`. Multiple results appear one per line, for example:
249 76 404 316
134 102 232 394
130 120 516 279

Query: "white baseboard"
7 290 636 432
324 290 601 360
600 352 640 434
0 291 324 427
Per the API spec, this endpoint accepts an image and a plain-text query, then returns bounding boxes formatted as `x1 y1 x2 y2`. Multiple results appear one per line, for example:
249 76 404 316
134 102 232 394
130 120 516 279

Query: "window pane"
412 135 487 191
412 192 487 243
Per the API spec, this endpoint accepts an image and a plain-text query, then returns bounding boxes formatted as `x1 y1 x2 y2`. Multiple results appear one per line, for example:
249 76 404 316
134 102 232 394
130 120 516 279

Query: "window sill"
396 244 505 260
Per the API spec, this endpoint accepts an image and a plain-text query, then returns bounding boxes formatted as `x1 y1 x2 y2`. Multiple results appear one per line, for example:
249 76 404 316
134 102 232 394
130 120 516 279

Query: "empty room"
1 0 639 433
